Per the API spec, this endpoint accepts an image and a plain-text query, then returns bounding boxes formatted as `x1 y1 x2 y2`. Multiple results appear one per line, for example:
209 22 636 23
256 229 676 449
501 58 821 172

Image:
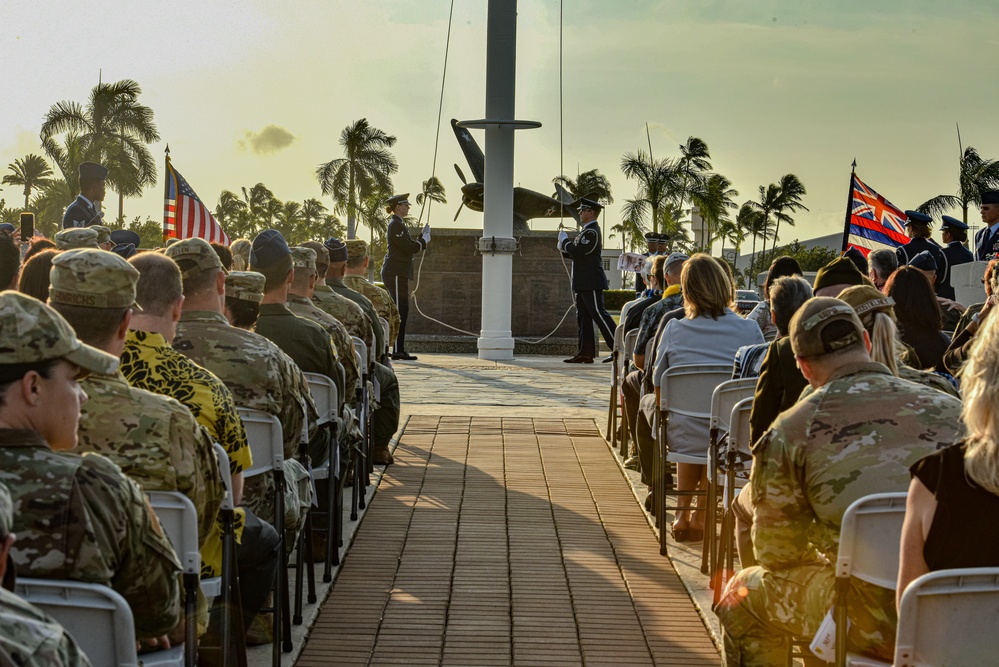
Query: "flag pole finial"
851 158 857 171
165 144 170 157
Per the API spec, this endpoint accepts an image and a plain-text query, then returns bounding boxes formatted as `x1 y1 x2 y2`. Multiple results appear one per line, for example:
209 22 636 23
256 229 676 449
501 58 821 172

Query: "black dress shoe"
623 455 641 471
392 352 419 361
601 354 614 363
564 356 594 364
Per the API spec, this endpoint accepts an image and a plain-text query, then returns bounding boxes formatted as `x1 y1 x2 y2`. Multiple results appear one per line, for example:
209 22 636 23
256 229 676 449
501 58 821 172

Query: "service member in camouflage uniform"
53 226 99 250
0 291 182 643
122 253 279 641
343 239 401 349
0 480 93 666
49 248 223 551
307 240 375 353
165 238 321 529
322 238 402 465
716 297 964 666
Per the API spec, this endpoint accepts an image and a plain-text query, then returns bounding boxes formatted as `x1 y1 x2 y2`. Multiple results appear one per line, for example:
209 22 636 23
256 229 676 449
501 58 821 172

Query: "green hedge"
603 289 635 311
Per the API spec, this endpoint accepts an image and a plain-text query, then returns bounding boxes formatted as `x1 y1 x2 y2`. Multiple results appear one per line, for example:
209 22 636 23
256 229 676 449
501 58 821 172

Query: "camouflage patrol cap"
54 227 100 250
49 248 142 310
790 296 865 359
164 237 181 247
290 247 317 271
225 271 265 303
0 291 118 374
838 284 896 329
0 480 10 537
165 237 224 278
301 241 330 271
345 239 368 260
90 225 112 245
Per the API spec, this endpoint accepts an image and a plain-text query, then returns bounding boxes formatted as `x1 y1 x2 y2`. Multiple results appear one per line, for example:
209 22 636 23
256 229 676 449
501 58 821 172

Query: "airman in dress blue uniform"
895 210 950 298
61 162 107 229
974 191 999 261
558 197 616 363
381 193 429 361
939 215 974 300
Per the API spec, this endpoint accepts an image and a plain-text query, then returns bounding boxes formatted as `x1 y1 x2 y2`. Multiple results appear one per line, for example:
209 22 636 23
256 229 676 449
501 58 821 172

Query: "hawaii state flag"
163 155 230 245
843 173 907 257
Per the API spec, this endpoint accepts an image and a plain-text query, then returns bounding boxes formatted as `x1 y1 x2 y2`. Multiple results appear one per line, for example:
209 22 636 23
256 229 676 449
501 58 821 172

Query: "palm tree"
716 217 747 272
358 190 393 280
769 173 808 262
3 154 54 210
676 137 712 241
315 118 398 239
40 79 160 221
738 201 771 284
415 176 447 224
214 190 247 227
748 183 781 271
919 146 999 224
301 198 329 229
620 151 681 235
553 168 614 205
30 179 75 236
689 173 738 252
273 201 302 244
241 183 275 226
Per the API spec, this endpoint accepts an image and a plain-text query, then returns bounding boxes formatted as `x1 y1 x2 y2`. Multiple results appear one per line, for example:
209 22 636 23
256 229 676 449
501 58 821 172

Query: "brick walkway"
296 415 718 666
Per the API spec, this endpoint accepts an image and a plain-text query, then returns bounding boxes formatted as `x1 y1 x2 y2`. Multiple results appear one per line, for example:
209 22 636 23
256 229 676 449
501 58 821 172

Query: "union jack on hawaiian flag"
163 154 230 245
842 173 907 257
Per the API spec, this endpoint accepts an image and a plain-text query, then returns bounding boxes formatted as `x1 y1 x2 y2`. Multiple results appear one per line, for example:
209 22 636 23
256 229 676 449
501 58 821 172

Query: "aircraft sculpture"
451 118 582 234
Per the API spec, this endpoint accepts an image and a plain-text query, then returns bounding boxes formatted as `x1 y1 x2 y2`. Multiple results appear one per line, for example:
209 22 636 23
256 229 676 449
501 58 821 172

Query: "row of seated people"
617 249 999 665
0 226 404 665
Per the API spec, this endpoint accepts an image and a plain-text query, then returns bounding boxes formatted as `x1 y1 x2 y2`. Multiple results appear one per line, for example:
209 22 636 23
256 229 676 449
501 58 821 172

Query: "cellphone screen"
19 212 34 240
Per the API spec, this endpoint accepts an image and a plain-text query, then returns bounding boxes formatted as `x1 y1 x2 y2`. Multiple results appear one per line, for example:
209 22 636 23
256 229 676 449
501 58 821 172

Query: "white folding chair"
823 492 908 667
352 336 372 495
237 407 290 661
200 443 243 667
148 491 200 667
378 316 390 362
16 578 183 667
712 396 755 604
704 380 756 576
656 363 732 556
302 372 342 583
613 329 641 458
895 567 999 667
619 298 640 327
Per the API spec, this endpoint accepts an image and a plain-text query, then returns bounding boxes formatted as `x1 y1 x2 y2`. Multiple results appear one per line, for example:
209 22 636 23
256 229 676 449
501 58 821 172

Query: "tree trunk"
118 190 124 226
368 224 376 282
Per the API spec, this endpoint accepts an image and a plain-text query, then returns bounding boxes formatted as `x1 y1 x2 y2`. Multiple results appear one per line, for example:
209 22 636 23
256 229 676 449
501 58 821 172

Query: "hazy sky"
2 0 997 246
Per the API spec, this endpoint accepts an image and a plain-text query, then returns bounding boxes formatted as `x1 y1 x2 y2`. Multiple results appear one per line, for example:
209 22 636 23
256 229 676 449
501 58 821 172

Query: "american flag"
163 156 230 245
843 173 907 257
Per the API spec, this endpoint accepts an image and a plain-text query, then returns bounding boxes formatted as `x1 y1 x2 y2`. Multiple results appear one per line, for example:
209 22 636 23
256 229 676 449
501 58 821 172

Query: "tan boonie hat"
164 237 181 247
0 291 118 375
90 225 112 245
165 237 224 278
225 271 265 303
345 239 367 261
54 227 99 250
291 247 317 271
49 248 142 310
790 296 865 358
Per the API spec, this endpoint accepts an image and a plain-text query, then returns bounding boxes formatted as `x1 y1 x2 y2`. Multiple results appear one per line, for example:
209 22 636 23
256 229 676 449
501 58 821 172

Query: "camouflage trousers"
715 563 897 666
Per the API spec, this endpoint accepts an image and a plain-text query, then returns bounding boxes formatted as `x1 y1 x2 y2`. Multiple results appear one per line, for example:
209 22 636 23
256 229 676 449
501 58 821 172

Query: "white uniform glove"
421 224 431 243
557 230 568 249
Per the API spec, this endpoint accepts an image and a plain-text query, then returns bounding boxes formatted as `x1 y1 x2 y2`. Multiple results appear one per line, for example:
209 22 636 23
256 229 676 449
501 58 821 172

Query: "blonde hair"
681 253 732 320
230 238 251 271
960 310 999 494
867 311 901 376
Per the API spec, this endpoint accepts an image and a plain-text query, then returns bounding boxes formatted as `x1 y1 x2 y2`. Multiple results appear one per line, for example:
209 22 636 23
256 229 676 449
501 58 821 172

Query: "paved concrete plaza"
283 354 718 666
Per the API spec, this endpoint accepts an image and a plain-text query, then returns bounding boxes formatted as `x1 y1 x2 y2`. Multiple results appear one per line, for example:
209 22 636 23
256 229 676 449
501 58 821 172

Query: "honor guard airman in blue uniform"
974 190 999 261
895 210 950 298
381 193 429 361
558 197 616 363
62 162 107 229
939 215 974 300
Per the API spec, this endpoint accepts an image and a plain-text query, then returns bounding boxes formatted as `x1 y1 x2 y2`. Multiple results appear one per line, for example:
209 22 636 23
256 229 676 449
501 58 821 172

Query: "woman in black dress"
898 309 999 604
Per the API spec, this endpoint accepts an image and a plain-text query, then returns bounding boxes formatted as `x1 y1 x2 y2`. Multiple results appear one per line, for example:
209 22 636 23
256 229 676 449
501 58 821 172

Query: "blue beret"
250 229 291 268
110 229 141 247
0 223 14 233
904 210 933 225
940 215 968 231
983 191 999 205
909 250 937 272
324 237 348 263
111 243 137 259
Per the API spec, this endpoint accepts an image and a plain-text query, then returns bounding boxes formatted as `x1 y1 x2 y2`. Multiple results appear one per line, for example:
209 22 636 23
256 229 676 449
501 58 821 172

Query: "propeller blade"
454 164 467 185
453 201 465 222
